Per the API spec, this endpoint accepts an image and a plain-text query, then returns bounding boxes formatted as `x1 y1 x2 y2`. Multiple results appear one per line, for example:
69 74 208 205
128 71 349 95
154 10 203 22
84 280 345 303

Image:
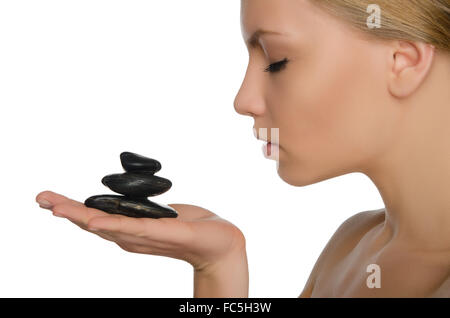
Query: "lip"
262 141 279 159
253 127 279 145
257 137 280 148
253 127 280 159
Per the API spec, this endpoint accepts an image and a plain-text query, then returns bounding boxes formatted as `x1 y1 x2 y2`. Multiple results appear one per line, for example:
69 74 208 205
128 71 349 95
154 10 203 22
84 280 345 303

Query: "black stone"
120 151 161 174
84 195 178 218
84 152 177 219
101 172 172 197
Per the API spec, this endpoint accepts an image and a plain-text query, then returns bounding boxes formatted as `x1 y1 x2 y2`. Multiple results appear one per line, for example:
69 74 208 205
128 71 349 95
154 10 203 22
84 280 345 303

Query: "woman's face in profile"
234 0 398 186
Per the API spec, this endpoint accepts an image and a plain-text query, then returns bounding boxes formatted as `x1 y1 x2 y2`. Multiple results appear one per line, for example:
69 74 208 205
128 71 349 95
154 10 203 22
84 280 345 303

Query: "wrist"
193 247 249 298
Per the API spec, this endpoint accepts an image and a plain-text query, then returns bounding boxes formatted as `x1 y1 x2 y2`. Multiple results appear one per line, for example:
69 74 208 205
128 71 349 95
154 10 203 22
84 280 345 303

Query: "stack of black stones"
84 152 178 218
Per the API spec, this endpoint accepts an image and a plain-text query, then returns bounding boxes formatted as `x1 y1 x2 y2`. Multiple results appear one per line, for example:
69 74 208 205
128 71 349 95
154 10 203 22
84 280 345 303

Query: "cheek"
268 42 389 182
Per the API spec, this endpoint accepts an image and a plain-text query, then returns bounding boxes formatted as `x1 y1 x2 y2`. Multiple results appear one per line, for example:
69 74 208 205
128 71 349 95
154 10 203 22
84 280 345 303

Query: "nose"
233 65 265 117
233 94 249 117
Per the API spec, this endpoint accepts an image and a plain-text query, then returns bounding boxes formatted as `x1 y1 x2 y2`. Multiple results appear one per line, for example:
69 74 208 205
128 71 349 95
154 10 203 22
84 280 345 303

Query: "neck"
363 91 450 253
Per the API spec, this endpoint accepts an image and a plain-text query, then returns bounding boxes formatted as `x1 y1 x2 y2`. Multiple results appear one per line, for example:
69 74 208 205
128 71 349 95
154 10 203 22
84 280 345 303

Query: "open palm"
36 191 246 272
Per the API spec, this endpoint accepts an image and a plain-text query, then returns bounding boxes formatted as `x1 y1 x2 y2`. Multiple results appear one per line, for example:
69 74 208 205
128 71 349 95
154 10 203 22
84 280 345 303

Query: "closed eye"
264 58 289 73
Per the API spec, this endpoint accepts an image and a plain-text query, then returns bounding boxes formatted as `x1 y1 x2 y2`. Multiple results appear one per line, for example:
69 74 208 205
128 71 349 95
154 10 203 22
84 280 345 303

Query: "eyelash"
264 58 289 73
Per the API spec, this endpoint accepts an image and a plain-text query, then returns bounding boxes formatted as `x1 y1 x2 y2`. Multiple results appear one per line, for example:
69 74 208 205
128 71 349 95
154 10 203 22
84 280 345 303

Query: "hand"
35 190 246 272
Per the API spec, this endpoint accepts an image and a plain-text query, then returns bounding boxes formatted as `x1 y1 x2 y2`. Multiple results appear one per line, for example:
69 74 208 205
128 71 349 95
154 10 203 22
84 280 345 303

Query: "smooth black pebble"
84 195 178 218
120 151 162 174
101 172 172 197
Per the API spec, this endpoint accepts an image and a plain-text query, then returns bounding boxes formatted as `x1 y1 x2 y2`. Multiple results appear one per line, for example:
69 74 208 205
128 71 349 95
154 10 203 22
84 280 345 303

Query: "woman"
35 0 450 297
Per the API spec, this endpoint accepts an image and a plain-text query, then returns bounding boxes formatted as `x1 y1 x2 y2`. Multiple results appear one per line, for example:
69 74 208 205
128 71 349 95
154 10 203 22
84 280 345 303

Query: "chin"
276 160 315 187
276 159 345 187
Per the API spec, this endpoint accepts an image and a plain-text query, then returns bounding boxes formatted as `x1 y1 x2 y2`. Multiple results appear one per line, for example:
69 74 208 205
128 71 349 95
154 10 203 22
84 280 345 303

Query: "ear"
387 41 435 98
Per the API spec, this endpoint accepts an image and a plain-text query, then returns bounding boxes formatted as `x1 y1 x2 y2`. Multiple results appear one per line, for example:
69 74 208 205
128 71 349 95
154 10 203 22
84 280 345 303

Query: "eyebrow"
245 29 284 47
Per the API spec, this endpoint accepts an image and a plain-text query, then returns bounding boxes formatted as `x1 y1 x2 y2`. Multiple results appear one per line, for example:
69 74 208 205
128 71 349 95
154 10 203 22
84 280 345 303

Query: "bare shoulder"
430 275 450 297
298 208 385 297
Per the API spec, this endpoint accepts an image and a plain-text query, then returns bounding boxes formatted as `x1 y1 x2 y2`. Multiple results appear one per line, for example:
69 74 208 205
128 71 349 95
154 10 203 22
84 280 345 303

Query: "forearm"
193 248 249 298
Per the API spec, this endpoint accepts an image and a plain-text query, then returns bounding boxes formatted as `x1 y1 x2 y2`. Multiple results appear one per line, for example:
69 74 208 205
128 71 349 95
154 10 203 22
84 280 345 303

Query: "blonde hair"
310 0 450 53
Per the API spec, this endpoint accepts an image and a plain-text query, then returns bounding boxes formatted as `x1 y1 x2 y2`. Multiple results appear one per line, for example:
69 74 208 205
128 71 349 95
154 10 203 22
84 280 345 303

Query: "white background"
0 0 383 297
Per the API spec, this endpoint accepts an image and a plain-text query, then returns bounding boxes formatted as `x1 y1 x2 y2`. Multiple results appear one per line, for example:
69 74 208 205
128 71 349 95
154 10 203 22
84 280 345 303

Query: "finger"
86 215 191 244
167 203 213 219
52 202 110 226
94 232 120 243
49 206 117 241
63 217 100 233
84 225 151 246
36 190 85 210
115 242 153 254
55 216 128 245
52 209 112 237
115 242 170 256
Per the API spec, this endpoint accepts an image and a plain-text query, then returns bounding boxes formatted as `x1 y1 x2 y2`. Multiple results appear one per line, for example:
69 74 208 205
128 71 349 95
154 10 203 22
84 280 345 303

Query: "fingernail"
37 199 53 209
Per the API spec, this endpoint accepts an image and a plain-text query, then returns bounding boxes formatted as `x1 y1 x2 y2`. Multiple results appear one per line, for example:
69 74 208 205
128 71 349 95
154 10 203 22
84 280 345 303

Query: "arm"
36 191 250 297
193 246 249 297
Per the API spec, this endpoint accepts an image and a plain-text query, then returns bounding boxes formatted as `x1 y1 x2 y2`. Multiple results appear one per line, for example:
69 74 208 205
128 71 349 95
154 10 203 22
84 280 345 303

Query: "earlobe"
387 41 435 98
